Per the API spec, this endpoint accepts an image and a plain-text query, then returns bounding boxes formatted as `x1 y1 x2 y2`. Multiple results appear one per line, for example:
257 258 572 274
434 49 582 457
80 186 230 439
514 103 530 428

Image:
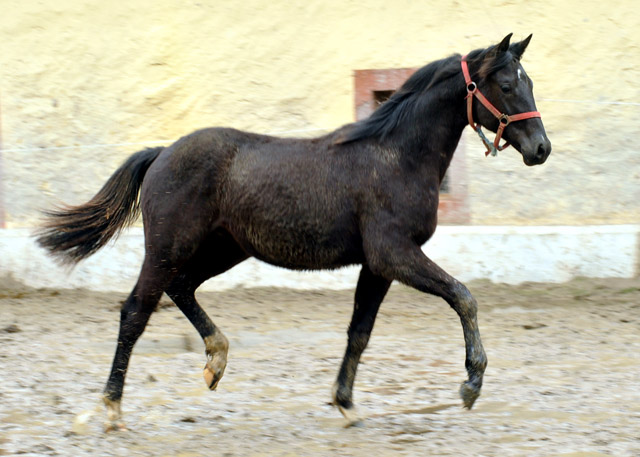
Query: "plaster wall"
1 0 638 227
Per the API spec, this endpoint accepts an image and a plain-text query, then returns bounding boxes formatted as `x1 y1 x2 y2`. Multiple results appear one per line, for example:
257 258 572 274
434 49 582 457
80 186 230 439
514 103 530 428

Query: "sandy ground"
1 275 639 456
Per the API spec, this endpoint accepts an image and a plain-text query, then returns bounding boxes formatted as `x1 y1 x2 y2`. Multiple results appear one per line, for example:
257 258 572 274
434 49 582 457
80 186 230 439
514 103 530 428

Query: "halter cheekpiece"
461 55 541 156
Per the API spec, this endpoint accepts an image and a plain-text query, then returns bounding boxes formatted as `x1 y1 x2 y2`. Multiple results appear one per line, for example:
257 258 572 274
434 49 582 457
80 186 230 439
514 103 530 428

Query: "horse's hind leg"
165 234 248 391
333 265 391 423
103 257 174 431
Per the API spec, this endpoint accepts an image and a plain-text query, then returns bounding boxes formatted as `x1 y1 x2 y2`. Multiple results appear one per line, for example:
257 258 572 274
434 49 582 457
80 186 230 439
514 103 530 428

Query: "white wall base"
1 225 637 292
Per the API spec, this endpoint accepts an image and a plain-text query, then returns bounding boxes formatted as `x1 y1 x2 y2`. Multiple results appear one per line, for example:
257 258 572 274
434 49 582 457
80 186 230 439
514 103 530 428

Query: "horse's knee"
347 328 371 355
451 283 478 317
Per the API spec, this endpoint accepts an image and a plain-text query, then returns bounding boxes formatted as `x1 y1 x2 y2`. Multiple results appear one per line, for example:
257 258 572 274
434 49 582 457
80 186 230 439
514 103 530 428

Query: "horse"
37 33 551 431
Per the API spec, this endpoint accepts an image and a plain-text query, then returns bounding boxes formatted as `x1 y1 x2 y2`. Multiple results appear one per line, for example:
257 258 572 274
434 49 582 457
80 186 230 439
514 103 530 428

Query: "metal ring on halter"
498 114 510 126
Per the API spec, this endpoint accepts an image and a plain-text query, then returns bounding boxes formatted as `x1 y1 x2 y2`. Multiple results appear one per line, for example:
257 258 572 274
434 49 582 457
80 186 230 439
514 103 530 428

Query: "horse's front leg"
364 232 488 409
333 265 391 423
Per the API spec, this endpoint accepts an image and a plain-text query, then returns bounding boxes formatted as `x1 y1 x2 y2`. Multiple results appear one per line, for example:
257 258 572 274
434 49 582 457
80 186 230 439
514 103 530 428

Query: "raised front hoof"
203 363 224 391
459 381 481 409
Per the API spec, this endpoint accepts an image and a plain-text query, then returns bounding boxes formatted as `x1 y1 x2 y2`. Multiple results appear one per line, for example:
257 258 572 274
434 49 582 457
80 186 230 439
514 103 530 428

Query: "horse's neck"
392 90 467 178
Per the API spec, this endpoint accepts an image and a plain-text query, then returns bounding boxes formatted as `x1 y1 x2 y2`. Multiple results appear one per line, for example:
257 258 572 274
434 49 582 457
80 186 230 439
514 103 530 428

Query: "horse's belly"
230 216 362 270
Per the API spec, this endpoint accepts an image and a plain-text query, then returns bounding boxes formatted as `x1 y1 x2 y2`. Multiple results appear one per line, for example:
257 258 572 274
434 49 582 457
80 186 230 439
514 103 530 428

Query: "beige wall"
1 0 639 227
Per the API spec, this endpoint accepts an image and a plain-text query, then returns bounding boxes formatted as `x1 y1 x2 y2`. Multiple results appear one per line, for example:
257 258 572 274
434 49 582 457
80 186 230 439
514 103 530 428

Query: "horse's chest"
396 183 440 243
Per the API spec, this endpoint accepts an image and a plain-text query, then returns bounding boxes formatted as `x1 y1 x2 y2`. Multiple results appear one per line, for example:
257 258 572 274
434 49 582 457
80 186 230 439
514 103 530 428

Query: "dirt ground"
1 275 639 456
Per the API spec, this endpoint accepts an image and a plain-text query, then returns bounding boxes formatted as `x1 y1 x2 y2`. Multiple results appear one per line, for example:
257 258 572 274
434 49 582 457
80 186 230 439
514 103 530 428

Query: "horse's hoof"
102 396 127 432
331 382 363 426
459 381 481 409
337 404 363 427
203 364 223 390
104 420 128 432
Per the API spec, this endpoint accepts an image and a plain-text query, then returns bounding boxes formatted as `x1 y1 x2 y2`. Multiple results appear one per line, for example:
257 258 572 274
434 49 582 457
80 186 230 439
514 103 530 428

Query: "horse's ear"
496 33 513 55
511 34 533 59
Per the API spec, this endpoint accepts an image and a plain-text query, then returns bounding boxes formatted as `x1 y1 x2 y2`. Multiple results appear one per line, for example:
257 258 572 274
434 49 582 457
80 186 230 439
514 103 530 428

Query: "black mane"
337 43 519 145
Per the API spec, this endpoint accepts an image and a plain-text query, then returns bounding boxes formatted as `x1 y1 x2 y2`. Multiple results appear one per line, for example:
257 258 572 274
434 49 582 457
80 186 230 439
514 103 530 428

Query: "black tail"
36 147 164 264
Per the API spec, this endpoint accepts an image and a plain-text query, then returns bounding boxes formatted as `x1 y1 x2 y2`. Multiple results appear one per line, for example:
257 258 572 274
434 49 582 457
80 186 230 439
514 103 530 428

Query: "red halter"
461 55 541 156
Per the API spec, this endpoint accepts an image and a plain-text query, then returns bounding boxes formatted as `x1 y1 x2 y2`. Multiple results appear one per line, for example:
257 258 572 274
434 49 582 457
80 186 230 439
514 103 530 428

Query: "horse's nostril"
536 144 546 160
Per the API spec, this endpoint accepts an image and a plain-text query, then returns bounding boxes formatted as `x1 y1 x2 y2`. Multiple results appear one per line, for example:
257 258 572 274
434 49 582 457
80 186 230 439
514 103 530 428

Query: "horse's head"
466 34 551 166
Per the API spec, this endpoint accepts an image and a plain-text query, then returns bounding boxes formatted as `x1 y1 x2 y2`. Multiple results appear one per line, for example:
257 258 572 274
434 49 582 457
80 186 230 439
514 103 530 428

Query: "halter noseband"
461 55 541 156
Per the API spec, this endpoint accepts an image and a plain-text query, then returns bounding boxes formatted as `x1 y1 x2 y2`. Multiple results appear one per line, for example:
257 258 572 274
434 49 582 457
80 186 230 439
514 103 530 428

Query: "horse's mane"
336 43 518 145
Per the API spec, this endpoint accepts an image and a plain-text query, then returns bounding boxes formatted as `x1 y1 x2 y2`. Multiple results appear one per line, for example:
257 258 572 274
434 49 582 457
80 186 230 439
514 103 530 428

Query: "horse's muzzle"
523 138 552 166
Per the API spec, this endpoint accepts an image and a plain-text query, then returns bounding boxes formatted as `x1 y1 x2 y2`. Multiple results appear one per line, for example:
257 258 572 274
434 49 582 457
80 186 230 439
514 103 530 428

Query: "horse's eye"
500 85 512 94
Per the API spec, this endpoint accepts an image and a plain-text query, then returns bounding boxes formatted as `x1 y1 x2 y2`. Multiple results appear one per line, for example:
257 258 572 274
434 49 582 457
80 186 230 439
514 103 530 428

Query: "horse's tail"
36 146 164 264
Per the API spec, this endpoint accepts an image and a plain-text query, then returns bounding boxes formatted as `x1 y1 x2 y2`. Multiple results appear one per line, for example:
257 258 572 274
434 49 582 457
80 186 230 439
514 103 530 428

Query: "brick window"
354 68 469 224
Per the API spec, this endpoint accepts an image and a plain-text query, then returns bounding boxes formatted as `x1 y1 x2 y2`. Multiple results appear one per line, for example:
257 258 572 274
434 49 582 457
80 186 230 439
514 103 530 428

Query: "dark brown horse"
37 34 551 430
